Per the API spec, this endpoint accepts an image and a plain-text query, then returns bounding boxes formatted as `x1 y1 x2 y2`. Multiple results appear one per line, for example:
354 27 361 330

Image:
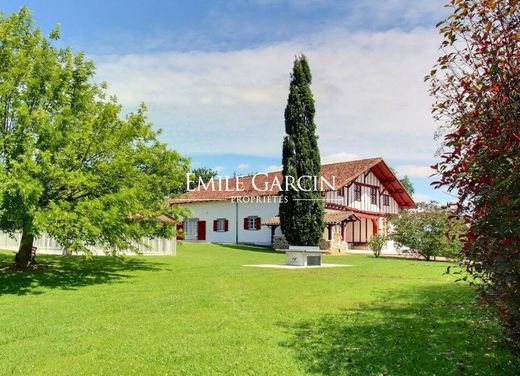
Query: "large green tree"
0 8 189 268
279 55 325 246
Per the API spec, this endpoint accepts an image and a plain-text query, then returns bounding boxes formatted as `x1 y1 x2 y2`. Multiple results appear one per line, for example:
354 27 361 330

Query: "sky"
2 0 455 203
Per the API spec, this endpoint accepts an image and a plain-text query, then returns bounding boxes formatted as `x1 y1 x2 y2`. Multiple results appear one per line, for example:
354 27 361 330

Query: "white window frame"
216 218 226 232
247 216 258 231
185 218 199 240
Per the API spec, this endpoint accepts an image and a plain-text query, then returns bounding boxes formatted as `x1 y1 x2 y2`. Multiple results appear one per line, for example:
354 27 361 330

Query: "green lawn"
0 243 517 375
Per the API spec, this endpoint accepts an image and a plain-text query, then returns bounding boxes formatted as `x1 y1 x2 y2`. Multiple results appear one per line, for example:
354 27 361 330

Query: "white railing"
0 232 176 256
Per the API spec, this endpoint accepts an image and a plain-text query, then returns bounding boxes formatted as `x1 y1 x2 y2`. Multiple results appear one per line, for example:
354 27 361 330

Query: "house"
170 157 416 252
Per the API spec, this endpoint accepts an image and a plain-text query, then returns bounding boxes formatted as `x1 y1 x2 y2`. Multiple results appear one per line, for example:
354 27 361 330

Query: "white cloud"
264 164 283 173
322 152 362 164
237 163 251 170
251 0 333 8
395 164 434 178
95 26 442 161
413 193 434 203
213 166 225 173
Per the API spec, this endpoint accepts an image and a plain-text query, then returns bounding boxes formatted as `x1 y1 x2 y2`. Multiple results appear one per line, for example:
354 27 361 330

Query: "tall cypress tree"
279 55 325 246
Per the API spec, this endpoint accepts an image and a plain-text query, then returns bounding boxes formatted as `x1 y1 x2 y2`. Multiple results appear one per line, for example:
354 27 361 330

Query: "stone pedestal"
286 246 324 266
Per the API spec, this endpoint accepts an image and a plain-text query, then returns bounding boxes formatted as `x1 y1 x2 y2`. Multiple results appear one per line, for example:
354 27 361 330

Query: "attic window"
354 184 361 201
370 187 378 205
337 187 344 197
383 194 390 206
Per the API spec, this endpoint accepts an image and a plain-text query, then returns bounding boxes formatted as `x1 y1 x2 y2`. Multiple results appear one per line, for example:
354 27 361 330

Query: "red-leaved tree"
427 0 519 349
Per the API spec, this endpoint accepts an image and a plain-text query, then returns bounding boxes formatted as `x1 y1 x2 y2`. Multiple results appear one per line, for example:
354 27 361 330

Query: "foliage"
389 202 464 261
390 168 416 195
279 55 325 246
400 175 415 195
187 167 218 190
0 8 189 267
426 0 520 349
368 233 387 258
0 244 518 375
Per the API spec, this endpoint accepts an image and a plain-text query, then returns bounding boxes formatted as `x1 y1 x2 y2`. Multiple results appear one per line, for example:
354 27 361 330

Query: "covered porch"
263 210 385 251
262 211 360 250
343 212 383 250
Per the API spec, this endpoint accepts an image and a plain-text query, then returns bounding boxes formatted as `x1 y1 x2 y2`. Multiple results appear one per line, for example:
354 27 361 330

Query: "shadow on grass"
280 284 520 376
213 243 281 254
0 252 165 296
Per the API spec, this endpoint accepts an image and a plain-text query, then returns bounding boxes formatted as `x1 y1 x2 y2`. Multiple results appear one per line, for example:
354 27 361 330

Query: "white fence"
0 232 176 256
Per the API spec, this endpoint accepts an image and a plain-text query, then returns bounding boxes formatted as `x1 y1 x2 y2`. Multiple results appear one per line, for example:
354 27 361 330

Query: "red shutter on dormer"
243 218 248 230
213 220 218 232
224 219 229 232
255 217 261 230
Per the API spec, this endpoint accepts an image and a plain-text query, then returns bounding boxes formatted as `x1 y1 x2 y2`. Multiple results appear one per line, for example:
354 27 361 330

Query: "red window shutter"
224 219 229 232
213 220 218 232
176 222 184 240
197 221 206 240
255 217 261 230
243 218 248 230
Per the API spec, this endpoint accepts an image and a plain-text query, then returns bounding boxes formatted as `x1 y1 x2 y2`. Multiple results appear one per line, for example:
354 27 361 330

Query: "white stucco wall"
177 169 407 253
179 200 403 253
180 199 282 245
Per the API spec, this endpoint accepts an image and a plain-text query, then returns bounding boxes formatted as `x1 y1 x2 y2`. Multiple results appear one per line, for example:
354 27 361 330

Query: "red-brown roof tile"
170 157 416 209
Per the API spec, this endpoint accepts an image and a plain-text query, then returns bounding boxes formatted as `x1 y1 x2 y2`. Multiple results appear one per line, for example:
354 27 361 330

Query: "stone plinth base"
286 246 324 266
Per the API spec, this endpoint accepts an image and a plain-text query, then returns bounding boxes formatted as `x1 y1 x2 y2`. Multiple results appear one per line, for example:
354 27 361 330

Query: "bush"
368 234 387 258
389 202 464 261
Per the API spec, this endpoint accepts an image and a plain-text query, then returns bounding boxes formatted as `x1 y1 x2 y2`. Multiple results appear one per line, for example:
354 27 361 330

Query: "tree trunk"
14 227 35 269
